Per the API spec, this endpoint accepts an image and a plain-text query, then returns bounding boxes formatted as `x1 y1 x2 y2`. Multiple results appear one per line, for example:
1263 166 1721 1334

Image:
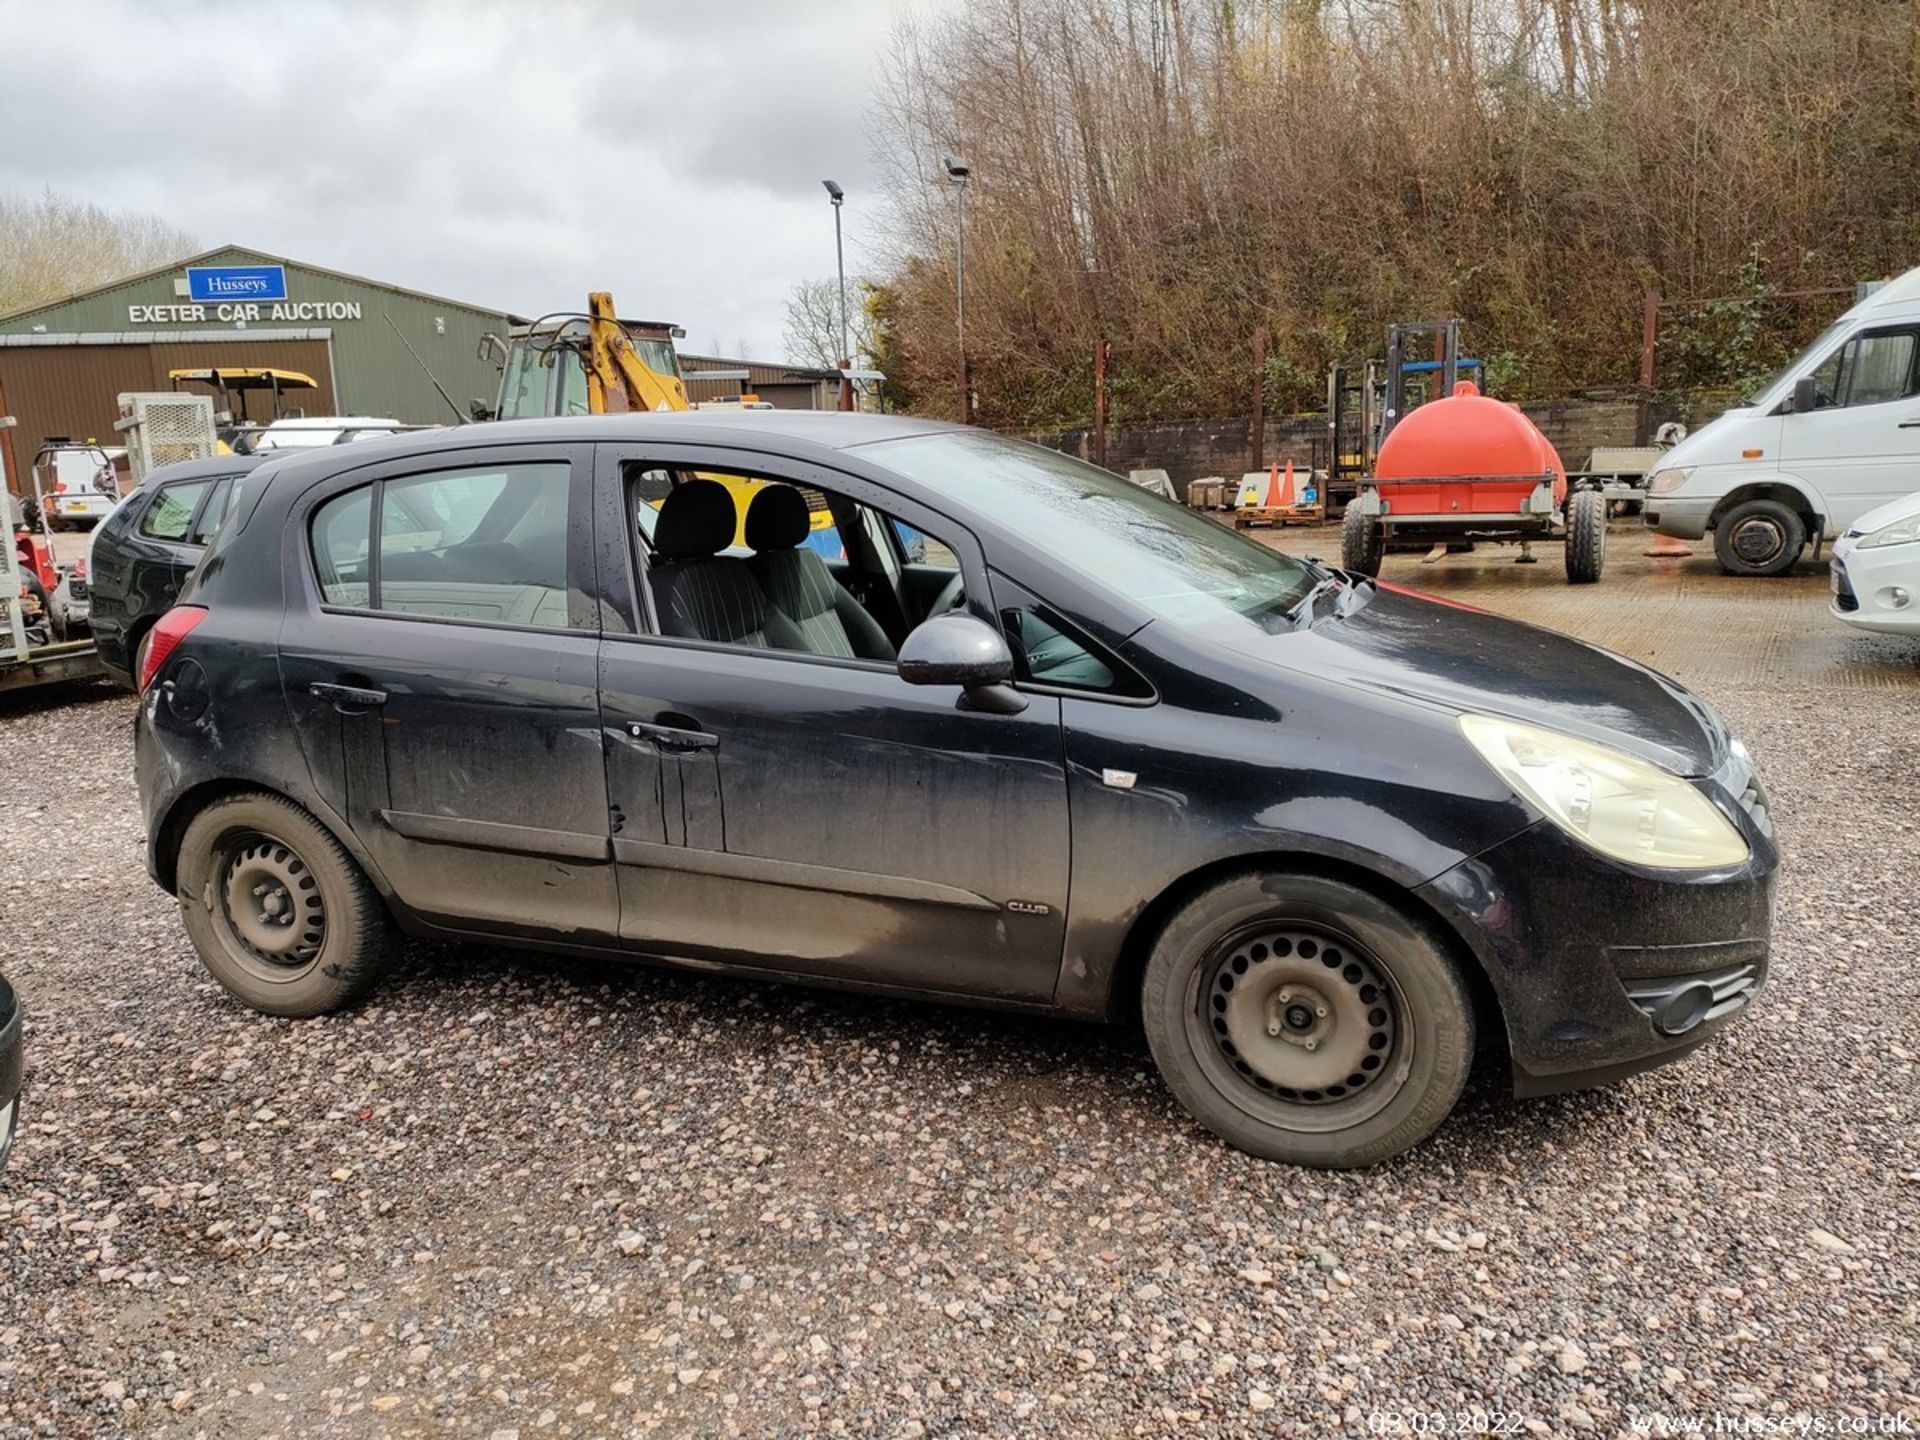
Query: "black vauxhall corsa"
133 413 1776 1167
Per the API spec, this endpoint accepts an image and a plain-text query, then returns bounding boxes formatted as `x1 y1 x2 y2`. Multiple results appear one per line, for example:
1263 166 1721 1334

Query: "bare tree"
0 189 197 316
868 0 1920 428
783 276 875 370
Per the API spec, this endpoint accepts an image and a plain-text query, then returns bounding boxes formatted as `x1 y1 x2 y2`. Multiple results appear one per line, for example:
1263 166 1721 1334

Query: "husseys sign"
127 266 366 325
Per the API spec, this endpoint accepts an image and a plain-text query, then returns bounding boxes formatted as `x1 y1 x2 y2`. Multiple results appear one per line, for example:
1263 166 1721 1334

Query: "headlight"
1460 714 1749 871
1857 511 1920 548
1647 467 1693 497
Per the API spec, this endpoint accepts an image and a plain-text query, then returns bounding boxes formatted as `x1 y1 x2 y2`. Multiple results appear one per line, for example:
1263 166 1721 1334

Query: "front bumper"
0 979 20 1171
1828 536 1920 634
1416 757 1776 1095
1644 494 1715 540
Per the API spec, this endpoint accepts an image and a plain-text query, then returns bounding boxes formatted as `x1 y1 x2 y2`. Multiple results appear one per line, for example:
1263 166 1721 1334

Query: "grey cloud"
0 0 934 357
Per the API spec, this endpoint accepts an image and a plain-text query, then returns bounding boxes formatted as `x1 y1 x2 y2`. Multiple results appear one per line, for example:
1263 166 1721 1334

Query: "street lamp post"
944 155 970 423
822 180 852 411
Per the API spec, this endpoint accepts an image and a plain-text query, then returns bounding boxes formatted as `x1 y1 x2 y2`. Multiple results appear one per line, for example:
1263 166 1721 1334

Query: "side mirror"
1791 376 1819 414
897 613 1026 714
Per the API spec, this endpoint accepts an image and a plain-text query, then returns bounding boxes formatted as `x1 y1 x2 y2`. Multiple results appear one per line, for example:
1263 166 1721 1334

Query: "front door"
1782 324 1920 533
591 442 1072 1003
278 444 618 944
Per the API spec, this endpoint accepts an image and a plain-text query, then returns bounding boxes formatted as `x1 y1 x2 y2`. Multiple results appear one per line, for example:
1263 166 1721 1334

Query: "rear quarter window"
138 480 212 541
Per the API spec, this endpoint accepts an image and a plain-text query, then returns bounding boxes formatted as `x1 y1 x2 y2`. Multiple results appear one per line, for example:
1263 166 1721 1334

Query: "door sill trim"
381 809 610 863
610 837 998 912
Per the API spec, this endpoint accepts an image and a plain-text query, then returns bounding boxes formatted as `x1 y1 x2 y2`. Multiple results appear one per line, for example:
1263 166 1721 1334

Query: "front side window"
139 480 213 541
310 462 572 626
1808 328 1920 409
993 574 1148 697
867 431 1317 634
624 465 947 663
890 518 959 569
1841 331 1918 407
496 340 553 421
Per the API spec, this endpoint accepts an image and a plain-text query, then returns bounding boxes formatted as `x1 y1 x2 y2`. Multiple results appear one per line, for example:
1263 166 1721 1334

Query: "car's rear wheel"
176 793 397 1016
1141 871 1474 1168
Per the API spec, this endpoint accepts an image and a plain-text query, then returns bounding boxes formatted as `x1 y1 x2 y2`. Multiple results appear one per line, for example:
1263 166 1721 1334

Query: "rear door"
277 443 618 944
590 442 1072 1003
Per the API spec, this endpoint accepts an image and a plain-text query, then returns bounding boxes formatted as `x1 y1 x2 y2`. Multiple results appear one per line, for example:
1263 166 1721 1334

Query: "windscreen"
868 431 1317 633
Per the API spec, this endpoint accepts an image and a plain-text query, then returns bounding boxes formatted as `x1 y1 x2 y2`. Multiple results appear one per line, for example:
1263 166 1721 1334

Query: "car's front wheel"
176 793 398 1017
1141 871 1475 1168
1712 498 1805 577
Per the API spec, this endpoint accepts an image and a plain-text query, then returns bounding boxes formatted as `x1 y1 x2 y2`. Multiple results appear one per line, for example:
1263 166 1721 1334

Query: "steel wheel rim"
1184 921 1411 1133
1730 516 1786 565
210 831 327 979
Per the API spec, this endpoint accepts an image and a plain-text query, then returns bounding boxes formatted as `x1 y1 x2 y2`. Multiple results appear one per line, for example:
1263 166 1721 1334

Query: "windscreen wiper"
1285 574 1344 627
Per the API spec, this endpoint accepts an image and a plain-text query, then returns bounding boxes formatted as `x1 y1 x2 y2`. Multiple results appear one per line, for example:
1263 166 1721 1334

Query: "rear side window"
139 480 212 541
313 487 374 606
188 477 234 545
310 463 573 627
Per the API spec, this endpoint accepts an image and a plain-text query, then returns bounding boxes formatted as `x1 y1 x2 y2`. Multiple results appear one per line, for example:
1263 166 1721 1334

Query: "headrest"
653 479 737 559
744 484 810 552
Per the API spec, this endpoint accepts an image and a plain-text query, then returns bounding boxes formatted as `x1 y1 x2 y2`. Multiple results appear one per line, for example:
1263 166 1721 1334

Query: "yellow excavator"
492 293 689 419
489 292 826 545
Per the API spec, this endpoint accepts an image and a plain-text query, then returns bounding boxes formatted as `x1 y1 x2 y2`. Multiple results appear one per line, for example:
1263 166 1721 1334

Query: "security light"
944 156 969 180
822 179 844 202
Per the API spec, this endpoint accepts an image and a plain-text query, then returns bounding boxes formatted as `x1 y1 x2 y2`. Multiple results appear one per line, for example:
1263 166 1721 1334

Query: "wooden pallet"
1233 501 1325 528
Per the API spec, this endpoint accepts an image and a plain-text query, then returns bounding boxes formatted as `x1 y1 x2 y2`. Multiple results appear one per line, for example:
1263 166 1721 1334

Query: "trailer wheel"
1565 489 1605 584
1341 504 1383 576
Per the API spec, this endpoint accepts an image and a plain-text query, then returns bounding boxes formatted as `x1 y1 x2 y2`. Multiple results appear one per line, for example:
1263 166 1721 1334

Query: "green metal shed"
0 246 521 473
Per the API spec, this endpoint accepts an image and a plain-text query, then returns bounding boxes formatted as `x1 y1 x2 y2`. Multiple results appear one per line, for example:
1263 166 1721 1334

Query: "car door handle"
310 681 388 711
1899 420 1920 428
628 720 719 753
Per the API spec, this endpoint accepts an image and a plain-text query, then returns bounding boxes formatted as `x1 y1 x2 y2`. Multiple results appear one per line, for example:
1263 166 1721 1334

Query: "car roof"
235 411 969 494
136 453 276 487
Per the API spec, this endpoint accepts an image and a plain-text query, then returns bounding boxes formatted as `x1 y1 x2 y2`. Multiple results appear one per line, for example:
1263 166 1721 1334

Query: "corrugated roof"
0 244 525 325
680 352 842 384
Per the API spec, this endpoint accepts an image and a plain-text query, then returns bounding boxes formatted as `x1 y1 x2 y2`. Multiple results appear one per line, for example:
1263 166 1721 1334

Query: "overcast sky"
0 0 935 359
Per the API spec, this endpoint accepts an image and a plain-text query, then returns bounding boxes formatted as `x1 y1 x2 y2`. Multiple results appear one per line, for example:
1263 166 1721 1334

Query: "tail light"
139 605 207 692
71 557 87 579
54 482 67 493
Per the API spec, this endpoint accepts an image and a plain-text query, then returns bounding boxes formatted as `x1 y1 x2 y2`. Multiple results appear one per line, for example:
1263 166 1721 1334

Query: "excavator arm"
584 291 688 414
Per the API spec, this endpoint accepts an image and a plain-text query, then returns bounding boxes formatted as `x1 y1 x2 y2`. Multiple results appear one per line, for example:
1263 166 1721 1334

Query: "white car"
31 442 122 529
246 416 410 450
1830 490 1920 633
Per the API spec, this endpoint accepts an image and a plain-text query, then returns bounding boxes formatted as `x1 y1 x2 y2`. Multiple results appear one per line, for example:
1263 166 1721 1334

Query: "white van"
1646 266 1920 575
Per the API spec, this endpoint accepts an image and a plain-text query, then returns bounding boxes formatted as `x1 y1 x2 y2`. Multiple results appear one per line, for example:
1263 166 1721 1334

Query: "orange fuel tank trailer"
1341 381 1606 585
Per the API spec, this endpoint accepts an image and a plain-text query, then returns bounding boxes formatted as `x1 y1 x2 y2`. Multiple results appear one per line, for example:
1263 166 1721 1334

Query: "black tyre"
1141 871 1475 1168
176 793 398 1017
1564 488 1605 584
1341 503 1383 576
1712 497 1805 577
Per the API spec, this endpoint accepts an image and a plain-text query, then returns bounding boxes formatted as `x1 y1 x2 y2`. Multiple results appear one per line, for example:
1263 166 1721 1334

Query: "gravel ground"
1 561 1917 1437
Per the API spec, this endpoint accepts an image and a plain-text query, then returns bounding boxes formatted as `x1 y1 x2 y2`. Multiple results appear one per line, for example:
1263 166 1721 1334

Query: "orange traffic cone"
1264 460 1295 510
1643 531 1693 558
